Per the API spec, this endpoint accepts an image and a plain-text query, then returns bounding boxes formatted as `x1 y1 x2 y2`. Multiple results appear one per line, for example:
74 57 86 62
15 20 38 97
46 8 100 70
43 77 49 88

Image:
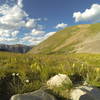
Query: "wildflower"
81 64 84 67
95 68 100 72
25 79 29 83
12 73 16 76
72 63 75 68
16 73 19 76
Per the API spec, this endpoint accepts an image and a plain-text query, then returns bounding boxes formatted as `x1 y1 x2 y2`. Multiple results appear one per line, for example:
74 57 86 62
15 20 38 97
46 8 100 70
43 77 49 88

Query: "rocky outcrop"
71 86 100 100
0 44 32 53
10 76 100 100
10 89 56 100
47 74 72 88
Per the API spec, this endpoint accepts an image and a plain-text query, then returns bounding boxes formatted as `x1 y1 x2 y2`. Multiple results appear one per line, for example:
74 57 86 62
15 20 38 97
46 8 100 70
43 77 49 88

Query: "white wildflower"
12 73 16 76
16 73 19 76
25 80 29 83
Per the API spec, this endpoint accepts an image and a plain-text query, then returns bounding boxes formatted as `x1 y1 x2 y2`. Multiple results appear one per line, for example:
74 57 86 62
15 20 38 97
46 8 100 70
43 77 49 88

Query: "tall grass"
0 52 100 99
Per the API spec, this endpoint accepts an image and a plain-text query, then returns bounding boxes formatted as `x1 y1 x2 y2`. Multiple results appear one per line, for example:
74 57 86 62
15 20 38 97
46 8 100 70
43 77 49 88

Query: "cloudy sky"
0 0 99 45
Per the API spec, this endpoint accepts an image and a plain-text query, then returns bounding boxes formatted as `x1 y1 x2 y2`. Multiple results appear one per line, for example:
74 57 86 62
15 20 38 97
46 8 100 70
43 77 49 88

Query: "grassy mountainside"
29 23 100 54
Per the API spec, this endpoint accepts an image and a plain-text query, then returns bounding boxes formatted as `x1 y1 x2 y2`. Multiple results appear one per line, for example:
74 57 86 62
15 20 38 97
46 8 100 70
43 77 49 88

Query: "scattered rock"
71 86 100 100
10 89 57 100
47 74 72 88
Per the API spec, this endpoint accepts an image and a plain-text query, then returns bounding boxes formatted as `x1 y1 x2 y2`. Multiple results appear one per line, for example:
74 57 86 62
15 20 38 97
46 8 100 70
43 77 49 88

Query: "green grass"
0 51 100 99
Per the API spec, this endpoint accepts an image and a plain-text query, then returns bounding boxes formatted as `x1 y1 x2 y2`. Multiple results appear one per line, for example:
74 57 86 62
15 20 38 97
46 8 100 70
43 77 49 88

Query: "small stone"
71 86 100 100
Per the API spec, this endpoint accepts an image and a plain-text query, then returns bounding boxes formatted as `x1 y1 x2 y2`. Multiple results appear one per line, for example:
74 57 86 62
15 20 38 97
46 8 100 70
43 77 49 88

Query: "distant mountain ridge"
0 44 32 53
29 23 100 54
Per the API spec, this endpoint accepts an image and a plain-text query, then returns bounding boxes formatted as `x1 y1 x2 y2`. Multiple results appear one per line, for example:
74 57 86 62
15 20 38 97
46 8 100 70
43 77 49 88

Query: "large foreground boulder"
47 74 72 88
71 86 100 100
10 89 56 100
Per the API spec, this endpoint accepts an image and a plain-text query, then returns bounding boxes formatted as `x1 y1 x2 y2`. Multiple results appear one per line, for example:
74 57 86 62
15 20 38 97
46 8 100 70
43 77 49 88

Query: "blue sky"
23 0 99 30
0 0 99 45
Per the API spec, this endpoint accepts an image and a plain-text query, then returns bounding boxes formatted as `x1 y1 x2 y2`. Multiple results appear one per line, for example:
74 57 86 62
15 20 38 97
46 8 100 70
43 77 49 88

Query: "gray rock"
10 89 56 100
47 74 72 88
71 86 100 100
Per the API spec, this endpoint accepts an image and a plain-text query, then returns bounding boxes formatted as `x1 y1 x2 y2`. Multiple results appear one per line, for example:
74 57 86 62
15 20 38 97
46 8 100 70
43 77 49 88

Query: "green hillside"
29 23 100 54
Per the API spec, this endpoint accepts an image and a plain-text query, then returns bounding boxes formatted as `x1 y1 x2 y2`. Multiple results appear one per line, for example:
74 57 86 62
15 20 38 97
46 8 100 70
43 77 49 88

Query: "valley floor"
0 52 100 100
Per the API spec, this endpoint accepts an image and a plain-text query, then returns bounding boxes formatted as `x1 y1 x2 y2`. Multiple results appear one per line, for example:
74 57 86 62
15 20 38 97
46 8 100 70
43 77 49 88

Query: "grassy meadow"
0 52 100 99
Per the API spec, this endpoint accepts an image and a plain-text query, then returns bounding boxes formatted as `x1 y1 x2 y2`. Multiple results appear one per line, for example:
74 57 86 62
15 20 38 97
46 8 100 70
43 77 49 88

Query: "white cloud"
44 32 56 39
21 31 56 45
21 35 42 45
22 36 35 42
32 29 45 35
0 5 27 28
0 3 27 38
17 0 23 8
11 31 19 37
55 23 68 29
26 19 35 28
22 36 33 41
73 4 100 22
0 0 44 45
25 19 43 29
0 0 55 45
0 37 17 42
0 29 19 37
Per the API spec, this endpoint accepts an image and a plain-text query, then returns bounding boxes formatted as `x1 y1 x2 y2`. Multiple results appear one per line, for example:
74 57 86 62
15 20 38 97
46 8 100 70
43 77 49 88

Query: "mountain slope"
29 23 100 54
0 44 32 53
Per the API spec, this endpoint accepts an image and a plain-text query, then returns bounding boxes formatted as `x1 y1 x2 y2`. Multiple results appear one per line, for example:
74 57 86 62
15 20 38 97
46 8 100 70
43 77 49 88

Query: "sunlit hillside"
29 23 100 54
